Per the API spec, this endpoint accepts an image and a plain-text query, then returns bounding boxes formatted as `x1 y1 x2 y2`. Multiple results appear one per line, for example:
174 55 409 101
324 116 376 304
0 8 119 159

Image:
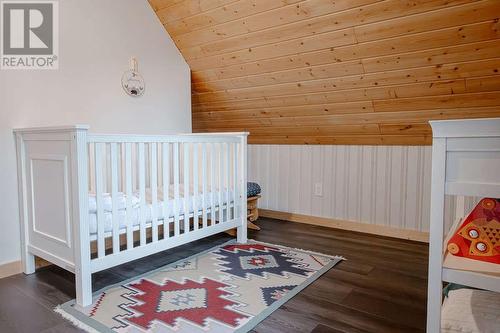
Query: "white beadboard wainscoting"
248 145 479 240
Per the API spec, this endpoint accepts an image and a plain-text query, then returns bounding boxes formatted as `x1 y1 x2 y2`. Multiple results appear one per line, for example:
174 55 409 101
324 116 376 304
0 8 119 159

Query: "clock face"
121 70 145 97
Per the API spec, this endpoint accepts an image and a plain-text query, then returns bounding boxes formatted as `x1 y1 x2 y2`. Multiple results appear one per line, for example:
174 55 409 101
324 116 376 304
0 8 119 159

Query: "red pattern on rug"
222 243 277 252
126 278 248 329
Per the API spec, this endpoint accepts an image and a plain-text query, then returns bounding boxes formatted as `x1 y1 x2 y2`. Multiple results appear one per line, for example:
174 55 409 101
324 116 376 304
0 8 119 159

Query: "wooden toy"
447 198 500 264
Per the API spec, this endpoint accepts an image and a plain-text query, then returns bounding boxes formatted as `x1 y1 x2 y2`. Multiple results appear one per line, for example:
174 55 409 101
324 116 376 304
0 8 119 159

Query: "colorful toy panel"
447 198 500 264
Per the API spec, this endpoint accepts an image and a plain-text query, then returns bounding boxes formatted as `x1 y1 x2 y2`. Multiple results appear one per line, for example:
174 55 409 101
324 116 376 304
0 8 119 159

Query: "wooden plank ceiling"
149 0 500 145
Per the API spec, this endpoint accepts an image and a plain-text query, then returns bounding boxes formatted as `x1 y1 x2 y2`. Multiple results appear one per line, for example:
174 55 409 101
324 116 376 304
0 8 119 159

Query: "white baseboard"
260 209 429 243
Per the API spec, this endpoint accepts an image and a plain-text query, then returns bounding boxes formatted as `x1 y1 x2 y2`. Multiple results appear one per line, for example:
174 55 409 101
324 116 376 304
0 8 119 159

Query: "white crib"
14 125 248 307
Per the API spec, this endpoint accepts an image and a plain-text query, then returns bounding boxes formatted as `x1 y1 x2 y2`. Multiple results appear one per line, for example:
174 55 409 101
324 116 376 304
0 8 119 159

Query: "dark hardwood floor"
0 218 429 333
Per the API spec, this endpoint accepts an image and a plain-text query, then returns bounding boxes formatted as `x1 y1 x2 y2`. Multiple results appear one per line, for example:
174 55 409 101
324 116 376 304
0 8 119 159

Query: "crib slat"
218 143 223 223
110 143 120 254
183 143 190 233
94 143 105 258
125 143 133 249
193 143 199 231
210 143 216 226
120 144 125 193
151 143 158 242
138 142 146 246
226 143 231 221
88 144 95 193
162 143 170 238
202 143 208 229
173 142 180 236
233 143 238 221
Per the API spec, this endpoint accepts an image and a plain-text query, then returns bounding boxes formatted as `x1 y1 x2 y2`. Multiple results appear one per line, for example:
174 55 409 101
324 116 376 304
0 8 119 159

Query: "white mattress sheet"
88 185 234 235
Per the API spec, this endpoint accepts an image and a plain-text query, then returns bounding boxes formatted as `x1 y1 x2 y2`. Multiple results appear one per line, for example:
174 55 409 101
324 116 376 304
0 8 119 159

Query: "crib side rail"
86 132 248 273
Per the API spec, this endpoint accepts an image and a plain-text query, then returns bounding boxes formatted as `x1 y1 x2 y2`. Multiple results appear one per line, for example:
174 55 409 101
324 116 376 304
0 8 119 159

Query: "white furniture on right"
427 118 500 332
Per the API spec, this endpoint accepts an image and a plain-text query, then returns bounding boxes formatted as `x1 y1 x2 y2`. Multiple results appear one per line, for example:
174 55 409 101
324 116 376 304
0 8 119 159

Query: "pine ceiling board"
149 0 185 12
354 0 494 42
185 27 357 69
155 0 239 24
192 80 466 106
191 72 468 103
173 0 381 49
192 101 374 121
466 75 500 92
192 80 468 112
194 39 499 82
192 60 366 92
149 0 500 145
187 19 499 71
379 124 432 135
372 91 500 112
192 107 500 128
165 0 304 36
192 124 383 135
176 0 469 52
362 40 500 73
192 58 500 94
239 124 384 135
247 135 432 145
192 95 375 112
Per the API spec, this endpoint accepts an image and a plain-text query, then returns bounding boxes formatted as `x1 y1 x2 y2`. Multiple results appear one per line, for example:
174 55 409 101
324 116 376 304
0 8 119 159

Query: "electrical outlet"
314 182 323 196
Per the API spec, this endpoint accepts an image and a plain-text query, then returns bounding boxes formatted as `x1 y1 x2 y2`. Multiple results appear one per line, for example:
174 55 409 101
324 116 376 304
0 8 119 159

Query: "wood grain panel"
178 0 470 53
192 106 500 128
188 19 499 71
373 91 500 112
149 0 185 12
362 40 500 73
155 0 238 24
193 101 374 121
192 31 499 87
165 0 303 36
193 58 499 96
354 0 499 42
248 135 432 145
175 0 382 49
466 75 500 92
196 123 432 137
193 79 468 111
149 0 500 145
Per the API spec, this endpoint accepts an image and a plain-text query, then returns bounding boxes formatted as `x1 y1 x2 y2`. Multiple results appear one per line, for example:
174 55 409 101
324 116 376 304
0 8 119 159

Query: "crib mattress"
88 186 235 235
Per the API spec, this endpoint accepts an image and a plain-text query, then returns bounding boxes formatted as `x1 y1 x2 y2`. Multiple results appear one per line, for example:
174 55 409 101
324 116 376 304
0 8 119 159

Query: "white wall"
0 0 191 265
249 145 482 234
249 145 433 232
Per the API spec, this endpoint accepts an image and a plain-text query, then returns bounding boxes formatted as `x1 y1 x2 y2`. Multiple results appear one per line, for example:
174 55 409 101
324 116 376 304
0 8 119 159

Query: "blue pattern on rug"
260 285 297 306
215 246 312 278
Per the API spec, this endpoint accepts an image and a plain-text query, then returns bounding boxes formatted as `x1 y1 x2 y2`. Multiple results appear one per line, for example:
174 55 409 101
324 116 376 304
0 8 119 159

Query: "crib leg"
75 269 92 307
22 251 36 275
237 224 247 244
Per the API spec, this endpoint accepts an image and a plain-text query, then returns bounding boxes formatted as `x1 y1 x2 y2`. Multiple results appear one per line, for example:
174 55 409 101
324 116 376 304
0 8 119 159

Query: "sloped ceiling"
149 0 500 145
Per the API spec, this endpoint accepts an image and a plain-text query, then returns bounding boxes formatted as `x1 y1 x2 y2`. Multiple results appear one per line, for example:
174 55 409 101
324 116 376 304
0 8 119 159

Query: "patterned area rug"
56 240 343 333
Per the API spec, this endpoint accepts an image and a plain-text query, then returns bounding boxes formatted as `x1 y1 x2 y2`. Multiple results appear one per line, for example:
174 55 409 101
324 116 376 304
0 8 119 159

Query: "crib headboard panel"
14 125 90 273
